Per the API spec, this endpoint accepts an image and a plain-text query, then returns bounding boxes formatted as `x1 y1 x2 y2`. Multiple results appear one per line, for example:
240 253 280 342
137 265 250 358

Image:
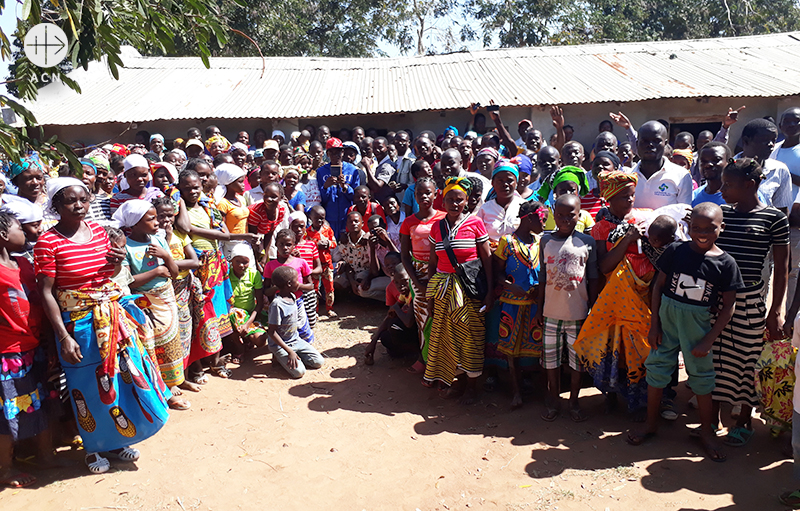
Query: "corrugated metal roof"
28 31 800 126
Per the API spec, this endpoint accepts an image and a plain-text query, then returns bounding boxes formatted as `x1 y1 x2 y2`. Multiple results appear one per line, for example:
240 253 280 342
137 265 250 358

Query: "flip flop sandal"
569 408 589 423
779 490 800 509
189 373 209 385
625 431 656 446
700 442 727 463
219 354 233 365
85 453 110 474
209 366 232 379
688 425 722 438
723 426 754 447
541 407 560 422
105 447 140 462
0 471 37 488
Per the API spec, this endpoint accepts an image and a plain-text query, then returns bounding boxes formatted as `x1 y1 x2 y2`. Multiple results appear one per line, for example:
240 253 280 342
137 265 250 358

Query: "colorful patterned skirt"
172 274 195 361
755 337 796 432
57 285 170 453
189 248 232 364
137 281 184 388
423 272 485 386
410 257 431 354
229 307 267 338
1 347 56 441
574 258 653 412
712 283 766 408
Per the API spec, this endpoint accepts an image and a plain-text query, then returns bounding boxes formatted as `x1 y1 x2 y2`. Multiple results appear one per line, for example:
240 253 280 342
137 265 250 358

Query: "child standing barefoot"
267 266 324 379
535 194 598 422
627 203 743 462
491 200 547 410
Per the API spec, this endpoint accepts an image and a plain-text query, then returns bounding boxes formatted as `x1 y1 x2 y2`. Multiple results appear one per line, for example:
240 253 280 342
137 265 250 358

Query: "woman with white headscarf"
215 163 254 261
34 178 170 474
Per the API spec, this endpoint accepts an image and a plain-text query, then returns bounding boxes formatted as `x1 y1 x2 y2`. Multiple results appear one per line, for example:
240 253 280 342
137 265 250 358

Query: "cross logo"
23 23 68 68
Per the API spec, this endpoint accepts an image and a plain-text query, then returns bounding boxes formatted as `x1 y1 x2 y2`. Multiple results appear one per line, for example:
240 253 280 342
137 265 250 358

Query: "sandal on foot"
569 408 589 423
779 490 800 509
85 453 110 474
209 366 232 378
626 430 656 446
723 426 753 447
700 440 727 463
105 447 140 462
0 471 37 488
541 407 559 422
189 373 209 385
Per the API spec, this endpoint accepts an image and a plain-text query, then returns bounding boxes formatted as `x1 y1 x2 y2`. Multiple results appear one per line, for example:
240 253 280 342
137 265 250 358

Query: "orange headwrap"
598 170 638 200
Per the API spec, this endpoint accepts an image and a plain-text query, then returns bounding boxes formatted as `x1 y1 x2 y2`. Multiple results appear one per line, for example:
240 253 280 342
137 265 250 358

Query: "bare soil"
0 297 794 510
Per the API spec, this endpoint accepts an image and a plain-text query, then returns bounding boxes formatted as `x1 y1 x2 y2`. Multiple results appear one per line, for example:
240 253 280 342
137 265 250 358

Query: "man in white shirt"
389 130 414 201
632 121 693 209
772 108 800 201
440 149 490 201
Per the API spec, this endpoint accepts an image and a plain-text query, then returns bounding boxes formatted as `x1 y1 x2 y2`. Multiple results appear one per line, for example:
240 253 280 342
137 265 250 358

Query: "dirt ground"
0 297 796 511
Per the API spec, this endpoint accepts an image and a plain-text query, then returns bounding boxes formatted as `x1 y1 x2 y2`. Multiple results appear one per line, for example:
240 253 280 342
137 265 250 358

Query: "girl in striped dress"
715 158 790 447
289 211 322 329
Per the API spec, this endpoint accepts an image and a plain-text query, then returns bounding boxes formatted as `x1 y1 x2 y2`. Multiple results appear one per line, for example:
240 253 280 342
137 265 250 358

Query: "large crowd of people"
3 102 800 504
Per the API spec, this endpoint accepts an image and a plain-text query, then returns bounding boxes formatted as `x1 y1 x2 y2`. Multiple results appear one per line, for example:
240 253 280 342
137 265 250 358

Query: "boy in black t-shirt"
627 202 743 463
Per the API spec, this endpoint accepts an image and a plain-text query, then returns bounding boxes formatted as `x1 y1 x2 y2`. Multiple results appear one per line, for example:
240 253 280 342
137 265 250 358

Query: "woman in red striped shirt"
35 178 170 474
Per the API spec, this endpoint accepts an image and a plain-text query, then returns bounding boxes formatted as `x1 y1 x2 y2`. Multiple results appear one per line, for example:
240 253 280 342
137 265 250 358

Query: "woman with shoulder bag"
424 176 493 404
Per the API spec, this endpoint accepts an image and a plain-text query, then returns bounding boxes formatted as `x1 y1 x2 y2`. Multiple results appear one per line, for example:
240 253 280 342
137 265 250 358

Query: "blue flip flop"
723 426 754 447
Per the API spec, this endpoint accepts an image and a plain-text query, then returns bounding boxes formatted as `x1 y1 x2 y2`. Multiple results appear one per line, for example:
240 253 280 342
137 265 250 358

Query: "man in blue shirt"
316 137 360 236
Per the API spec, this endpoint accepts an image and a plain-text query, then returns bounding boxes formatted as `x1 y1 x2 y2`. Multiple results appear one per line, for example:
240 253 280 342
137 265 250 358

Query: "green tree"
0 0 237 167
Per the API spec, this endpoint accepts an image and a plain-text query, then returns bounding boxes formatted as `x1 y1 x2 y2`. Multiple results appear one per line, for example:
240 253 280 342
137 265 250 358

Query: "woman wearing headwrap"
510 154 537 201
478 160 526 382
424 176 493 404
536 166 595 233
6 158 46 209
473 147 499 178
151 162 179 193
215 164 253 262
583 151 620 217
35 178 170 474
112 200 190 411
71 159 112 227
574 170 656 419
205 135 231 157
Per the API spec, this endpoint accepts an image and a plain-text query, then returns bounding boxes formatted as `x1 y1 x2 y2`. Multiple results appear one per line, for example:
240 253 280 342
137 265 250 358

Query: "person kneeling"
267 266 324 379
365 264 419 365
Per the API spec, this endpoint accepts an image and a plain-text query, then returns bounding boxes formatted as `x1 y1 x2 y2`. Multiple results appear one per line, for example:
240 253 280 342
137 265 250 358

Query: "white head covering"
214 163 247 201
45 177 90 219
112 199 155 228
149 133 164 143
1 197 43 224
123 154 149 171
152 162 178 184
230 242 254 263
288 210 307 225
47 177 89 202
230 142 248 153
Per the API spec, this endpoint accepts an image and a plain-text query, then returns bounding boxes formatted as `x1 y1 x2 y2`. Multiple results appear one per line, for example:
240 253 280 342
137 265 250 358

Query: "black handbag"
439 219 488 300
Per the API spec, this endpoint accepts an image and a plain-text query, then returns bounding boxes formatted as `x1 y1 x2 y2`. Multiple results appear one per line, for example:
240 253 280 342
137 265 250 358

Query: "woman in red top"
0 211 55 488
36 178 170 475
424 177 492 404
399 177 445 372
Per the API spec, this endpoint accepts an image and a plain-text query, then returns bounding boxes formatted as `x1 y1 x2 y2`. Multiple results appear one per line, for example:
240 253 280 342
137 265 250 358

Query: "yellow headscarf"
443 176 473 198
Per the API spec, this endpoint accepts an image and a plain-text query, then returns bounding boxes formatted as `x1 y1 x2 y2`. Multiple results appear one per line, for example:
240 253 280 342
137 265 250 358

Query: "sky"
0 5 19 94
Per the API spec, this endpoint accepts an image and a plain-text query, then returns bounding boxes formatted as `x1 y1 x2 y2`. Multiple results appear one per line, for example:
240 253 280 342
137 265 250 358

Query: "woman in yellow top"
536 166 595 234
214 163 254 262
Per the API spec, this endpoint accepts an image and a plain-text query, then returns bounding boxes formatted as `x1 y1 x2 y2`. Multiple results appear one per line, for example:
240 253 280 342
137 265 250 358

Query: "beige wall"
43 97 798 151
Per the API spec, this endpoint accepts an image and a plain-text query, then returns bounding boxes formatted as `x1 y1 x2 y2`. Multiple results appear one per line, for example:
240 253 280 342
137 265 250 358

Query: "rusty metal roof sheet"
28 31 800 126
